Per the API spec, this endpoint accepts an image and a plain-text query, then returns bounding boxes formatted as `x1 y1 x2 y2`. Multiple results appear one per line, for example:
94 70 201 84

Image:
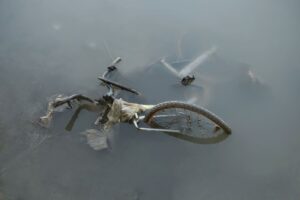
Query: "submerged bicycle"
39 57 232 144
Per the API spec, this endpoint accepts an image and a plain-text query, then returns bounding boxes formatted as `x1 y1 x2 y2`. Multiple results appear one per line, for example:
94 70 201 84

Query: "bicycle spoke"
150 107 225 138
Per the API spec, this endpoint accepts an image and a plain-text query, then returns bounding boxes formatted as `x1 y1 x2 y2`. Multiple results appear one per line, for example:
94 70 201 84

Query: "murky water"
0 0 300 199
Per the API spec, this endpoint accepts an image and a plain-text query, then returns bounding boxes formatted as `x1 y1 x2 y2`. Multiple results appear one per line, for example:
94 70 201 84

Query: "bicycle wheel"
144 101 232 144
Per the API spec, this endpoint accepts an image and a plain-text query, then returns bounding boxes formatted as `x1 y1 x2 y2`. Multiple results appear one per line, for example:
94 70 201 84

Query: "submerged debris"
103 98 153 130
38 94 70 128
81 129 109 151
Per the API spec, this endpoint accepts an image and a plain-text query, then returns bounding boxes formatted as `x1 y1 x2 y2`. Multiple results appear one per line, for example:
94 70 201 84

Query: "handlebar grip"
102 57 122 78
111 57 122 66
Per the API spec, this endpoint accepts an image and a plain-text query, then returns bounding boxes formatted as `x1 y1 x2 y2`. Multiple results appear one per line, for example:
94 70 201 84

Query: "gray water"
0 0 300 199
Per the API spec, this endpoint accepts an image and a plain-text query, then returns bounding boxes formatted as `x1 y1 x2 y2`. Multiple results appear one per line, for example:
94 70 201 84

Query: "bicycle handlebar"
98 77 140 95
99 57 141 96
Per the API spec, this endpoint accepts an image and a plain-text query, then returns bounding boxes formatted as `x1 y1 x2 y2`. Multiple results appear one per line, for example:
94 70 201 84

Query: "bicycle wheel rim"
144 101 232 144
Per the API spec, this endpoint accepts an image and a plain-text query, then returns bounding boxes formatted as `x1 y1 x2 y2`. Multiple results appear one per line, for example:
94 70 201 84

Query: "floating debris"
81 129 109 151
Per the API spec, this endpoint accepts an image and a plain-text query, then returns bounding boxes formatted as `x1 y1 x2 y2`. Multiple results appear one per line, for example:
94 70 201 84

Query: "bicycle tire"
144 101 232 144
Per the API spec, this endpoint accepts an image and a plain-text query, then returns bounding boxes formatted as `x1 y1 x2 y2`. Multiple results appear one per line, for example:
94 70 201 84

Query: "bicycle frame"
96 58 182 133
132 113 180 133
98 63 180 133
39 57 182 134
